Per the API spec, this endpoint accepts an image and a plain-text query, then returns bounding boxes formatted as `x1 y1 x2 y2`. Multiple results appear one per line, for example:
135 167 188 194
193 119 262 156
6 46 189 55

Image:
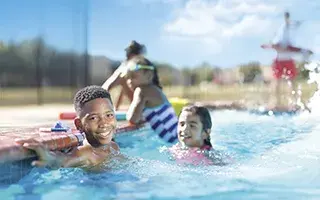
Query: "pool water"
1 110 320 200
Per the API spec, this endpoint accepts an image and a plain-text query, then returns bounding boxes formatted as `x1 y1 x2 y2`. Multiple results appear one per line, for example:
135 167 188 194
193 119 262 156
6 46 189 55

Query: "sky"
1 0 320 68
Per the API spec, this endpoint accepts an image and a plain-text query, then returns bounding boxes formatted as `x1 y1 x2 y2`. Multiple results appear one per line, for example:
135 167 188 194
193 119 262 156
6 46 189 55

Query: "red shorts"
272 59 297 80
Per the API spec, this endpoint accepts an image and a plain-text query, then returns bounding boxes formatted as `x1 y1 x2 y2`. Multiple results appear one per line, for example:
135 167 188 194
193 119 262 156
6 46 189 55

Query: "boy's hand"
15 138 57 167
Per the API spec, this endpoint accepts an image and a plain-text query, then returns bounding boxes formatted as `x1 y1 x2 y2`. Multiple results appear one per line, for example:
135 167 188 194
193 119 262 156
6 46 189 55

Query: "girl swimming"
169 105 228 166
122 55 178 143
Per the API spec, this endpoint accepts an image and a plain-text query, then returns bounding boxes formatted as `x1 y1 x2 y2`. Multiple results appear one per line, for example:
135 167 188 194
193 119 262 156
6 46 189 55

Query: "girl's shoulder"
137 85 168 108
135 85 162 95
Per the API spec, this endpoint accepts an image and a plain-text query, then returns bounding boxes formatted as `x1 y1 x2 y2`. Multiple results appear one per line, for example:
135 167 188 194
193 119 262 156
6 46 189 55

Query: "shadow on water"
0 158 35 186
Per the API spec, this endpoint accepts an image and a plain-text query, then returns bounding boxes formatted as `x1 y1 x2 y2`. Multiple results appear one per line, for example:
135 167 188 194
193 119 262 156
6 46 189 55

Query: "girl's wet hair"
180 105 212 147
135 56 162 89
152 67 162 89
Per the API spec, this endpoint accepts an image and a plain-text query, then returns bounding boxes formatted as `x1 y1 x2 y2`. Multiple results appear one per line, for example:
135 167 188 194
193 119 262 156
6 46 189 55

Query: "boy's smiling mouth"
97 126 115 138
99 131 112 138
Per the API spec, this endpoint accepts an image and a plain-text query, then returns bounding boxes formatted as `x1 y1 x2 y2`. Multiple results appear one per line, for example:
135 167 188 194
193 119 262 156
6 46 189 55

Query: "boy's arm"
110 142 127 162
126 87 146 124
57 147 90 168
16 139 89 169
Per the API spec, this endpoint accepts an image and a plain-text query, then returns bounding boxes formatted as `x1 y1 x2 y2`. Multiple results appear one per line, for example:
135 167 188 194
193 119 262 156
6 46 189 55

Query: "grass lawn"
0 81 317 107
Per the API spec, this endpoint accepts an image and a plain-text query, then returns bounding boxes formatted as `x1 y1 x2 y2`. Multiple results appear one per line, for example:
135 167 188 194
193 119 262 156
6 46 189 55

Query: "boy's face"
177 111 208 148
75 98 116 146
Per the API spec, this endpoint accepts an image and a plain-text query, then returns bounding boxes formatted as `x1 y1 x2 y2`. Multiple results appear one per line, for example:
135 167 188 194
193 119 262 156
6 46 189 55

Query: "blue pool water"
1 110 320 199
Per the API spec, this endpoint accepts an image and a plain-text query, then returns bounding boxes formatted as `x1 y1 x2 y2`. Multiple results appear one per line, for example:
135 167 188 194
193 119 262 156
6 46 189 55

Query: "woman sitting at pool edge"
122 55 179 144
102 40 146 110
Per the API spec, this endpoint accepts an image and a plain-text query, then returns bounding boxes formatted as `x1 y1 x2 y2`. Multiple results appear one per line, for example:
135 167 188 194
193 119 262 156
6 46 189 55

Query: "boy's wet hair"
74 85 113 115
135 56 162 89
125 40 146 57
180 105 212 147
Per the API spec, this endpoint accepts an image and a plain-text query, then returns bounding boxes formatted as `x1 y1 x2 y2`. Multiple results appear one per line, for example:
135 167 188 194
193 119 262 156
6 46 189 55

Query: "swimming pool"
1 110 320 200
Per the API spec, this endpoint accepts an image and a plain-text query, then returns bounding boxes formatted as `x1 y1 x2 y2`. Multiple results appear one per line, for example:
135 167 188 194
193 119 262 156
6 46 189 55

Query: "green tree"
190 62 215 84
155 62 182 86
296 61 309 80
239 61 262 83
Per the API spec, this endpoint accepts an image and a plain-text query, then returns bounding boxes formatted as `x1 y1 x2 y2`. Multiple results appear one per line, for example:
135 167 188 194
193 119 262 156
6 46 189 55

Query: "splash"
305 61 320 114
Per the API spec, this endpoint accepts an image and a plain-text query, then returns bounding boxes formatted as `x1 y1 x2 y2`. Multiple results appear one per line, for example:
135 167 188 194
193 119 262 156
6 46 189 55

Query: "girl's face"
177 110 209 148
126 70 152 89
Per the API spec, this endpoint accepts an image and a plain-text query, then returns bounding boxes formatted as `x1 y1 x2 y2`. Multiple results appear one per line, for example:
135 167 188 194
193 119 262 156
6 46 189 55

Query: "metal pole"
70 2 76 99
35 38 43 105
36 1 45 105
70 57 76 99
83 0 90 86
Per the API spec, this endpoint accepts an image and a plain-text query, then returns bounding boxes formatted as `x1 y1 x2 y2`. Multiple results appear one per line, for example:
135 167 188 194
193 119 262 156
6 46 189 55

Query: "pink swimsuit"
169 144 214 166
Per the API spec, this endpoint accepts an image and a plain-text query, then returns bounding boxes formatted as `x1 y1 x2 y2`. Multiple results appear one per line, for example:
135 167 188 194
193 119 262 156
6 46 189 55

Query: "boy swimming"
16 85 123 171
